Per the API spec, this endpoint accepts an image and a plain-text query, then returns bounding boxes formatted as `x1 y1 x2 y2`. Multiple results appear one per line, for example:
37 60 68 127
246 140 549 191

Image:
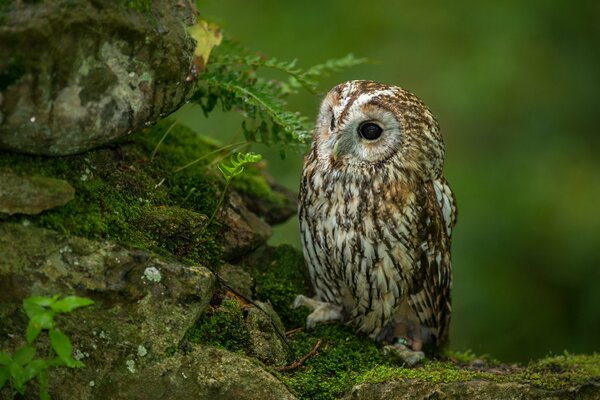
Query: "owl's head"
313 80 444 179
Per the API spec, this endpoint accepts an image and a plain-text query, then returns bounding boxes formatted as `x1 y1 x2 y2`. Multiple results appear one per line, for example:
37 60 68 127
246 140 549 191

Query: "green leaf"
29 310 54 333
24 296 56 308
51 296 94 313
218 152 263 182
49 328 71 361
0 351 11 366
26 320 43 344
9 362 26 394
0 367 9 390
49 328 83 368
12 345 36 366
23 300 46 320
24 358 47 382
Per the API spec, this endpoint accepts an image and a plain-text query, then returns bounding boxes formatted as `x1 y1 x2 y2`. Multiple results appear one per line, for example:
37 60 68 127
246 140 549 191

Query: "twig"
285 327 304 336
276 339 322 372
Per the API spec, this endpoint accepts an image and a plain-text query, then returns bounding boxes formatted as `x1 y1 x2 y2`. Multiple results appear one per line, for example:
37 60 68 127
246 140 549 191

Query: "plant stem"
204 179 230 229
150 120 178 162
173 141 247 173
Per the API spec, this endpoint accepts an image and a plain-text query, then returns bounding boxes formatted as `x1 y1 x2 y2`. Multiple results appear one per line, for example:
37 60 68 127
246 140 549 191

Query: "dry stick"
285 327 304 336
276 339 322 372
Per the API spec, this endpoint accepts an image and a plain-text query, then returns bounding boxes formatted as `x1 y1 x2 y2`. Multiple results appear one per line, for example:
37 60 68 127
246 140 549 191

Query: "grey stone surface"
220 191 272 260
0 0 198 155
104 346 297 400
246 301 289 366
0 171 74 215
218 263 255 299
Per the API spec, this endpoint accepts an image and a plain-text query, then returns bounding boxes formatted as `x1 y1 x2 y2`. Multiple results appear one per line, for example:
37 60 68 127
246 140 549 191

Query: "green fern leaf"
218 152 263 182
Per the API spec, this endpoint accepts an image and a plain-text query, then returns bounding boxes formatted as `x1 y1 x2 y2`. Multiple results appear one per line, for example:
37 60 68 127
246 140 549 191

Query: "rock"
245 301 289 366
136 205 209 259
220 191 272 260
218 263 255 299
235 172 298 225
343 379 600 400
0 0 199 155
103 346 297 400
0 170 75 215
0 222 216 399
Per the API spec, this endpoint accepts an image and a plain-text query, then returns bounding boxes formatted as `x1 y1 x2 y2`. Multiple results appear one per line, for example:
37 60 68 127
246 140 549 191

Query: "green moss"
355 361 496 386
0 120 228 268
185 299 252 353
232 172 276 202
353 353 600 392
247 245 309 327
278 324 389 400
522 353 600 390
231 168 290 211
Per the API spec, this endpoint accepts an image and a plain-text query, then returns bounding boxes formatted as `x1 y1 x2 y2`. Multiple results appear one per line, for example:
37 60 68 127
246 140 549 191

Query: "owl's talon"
293 295 309 309
383 344 425 367
293 295 343 329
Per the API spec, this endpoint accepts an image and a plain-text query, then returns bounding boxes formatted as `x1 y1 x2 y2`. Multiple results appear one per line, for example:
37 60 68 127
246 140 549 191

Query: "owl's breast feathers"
299 154 456 347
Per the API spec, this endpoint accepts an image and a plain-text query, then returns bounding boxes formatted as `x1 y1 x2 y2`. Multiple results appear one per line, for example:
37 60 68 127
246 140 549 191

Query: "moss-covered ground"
0 119 280 269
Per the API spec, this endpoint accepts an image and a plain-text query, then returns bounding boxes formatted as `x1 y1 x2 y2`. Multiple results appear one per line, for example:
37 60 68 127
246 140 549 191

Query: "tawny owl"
294 80 456 365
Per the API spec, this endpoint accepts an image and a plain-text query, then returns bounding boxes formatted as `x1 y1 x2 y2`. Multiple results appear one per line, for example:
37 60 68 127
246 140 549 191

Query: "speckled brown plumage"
295 80 456 364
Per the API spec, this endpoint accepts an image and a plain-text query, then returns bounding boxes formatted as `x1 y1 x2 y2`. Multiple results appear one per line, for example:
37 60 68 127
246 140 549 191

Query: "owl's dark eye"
358 122 383 141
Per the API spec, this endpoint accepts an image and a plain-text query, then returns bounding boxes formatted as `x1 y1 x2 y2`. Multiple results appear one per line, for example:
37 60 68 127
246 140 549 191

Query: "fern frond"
304 54 368 82
202 74 312 146
218 152 263 182
191 35 365 154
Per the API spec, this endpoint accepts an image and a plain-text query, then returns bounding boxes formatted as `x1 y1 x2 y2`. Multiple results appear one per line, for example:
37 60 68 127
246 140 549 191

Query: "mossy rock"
0 0 198 155
0 120 289 268
343 353 600 400
0 222 216 399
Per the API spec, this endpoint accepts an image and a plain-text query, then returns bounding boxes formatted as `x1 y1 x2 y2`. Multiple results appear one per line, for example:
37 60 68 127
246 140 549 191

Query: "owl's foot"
293 295 343 329
383 341 425 367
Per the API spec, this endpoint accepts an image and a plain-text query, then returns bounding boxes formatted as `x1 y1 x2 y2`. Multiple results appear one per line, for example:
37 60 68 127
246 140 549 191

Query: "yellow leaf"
187 19 222 76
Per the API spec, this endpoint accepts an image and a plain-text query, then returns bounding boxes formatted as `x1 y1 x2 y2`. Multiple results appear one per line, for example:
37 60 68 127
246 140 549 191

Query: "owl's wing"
407 177 455 347
433 177 457 238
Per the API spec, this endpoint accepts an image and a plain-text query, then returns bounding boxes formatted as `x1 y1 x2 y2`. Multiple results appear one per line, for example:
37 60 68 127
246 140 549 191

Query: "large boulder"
0 222 215 399
0 0 199 155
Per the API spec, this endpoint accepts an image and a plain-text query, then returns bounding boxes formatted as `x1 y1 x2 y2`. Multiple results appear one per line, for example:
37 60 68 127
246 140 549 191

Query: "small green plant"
204 152 262 226
0 295 94 399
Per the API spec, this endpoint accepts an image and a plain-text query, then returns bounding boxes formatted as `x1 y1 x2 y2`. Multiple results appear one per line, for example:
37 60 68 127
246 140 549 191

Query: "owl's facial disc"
332 120 384 161
327 107 401 166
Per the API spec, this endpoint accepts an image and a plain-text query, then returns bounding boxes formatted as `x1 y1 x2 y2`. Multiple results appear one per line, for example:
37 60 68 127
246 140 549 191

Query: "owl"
294 80 456 365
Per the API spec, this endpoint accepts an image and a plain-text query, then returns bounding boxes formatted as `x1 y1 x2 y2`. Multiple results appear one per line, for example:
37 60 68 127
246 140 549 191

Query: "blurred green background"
179 0 600 362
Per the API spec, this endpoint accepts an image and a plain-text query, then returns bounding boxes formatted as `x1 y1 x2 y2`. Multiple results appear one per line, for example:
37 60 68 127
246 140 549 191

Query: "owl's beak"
332 140 340 162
